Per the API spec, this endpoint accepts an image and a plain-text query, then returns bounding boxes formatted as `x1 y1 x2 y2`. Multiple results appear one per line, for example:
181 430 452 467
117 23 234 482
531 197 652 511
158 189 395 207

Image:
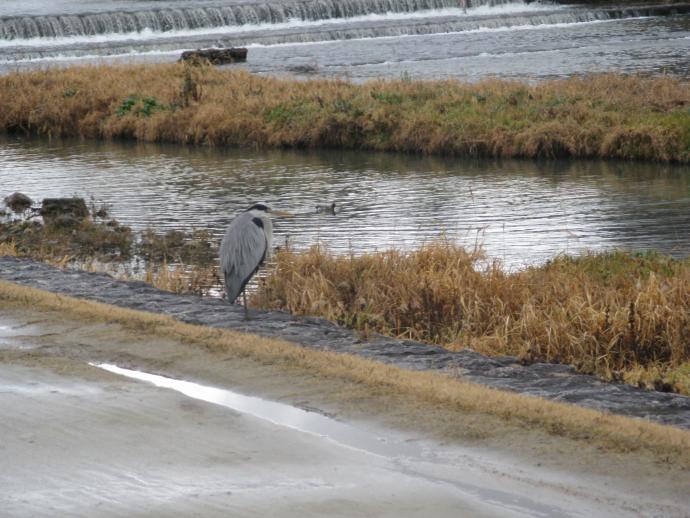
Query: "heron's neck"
249 210 272 243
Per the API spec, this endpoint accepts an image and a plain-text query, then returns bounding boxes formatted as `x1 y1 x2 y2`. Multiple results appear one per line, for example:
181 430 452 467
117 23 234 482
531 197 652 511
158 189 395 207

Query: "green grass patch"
116 95 175 117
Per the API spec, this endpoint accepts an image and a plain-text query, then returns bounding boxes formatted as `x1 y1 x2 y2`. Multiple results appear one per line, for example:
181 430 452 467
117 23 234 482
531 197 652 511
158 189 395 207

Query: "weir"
121 10 655 50
2 0 687 41
0 0 501 40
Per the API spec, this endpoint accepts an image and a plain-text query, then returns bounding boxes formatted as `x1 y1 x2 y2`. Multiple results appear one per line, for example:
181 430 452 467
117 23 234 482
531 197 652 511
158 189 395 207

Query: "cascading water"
1 0 515 39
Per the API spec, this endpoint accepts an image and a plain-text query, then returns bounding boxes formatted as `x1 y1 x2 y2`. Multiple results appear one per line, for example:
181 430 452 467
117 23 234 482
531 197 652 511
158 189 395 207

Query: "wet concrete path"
1 256 689 429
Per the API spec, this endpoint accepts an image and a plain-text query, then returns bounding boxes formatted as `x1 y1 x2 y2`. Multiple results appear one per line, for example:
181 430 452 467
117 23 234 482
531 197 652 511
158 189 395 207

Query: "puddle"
0 316 49 338
0 319 23 338
0 323 9 345
0 317 39 347
0 315 65 349
95 362 422 459
95 362 573 517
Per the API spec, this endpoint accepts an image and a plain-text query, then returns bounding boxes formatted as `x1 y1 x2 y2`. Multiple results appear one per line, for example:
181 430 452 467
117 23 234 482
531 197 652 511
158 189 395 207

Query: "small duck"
315 201 336 215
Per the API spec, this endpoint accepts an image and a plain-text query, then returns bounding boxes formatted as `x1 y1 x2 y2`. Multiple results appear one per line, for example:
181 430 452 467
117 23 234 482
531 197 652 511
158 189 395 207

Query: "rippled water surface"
2 137 688 268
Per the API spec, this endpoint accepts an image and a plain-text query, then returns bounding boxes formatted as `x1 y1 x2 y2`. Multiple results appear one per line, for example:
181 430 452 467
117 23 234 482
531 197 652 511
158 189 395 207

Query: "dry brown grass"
2 278 690 466
74 259 220 297
0 241 18 257
252 244 690 393
140 260 219 296
0 64 688 161
1 212 219 296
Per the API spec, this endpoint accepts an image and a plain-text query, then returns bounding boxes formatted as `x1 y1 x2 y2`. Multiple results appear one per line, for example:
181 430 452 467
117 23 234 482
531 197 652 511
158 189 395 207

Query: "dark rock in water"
40 198 89 224
4 192 33 213
1 256 690 429
180 48 248 65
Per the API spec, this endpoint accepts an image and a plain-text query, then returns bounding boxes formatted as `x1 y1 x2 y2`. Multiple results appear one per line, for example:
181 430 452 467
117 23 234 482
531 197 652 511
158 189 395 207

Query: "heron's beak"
271 210 294 218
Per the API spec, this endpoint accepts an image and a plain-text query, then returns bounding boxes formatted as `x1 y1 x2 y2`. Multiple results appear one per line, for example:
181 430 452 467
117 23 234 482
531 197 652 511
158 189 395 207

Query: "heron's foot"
242 291 250 321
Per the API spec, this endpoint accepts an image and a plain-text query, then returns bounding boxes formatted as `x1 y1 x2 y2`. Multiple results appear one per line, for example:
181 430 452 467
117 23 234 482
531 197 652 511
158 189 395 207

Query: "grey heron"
219 203 290 317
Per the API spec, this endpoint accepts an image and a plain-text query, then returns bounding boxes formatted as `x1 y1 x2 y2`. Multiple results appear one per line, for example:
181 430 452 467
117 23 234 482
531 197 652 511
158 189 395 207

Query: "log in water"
179 47 248 64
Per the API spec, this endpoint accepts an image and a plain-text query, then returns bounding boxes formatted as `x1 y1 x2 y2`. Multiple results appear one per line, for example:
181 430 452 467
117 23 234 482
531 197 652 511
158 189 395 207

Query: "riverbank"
2 256 690 431
2 280 690 461
1 64 688 162
2 203 689 394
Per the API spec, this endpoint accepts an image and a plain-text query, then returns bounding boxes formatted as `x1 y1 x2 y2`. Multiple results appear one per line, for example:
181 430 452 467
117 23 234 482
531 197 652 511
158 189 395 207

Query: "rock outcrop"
3 192 33 213
40 197 89 227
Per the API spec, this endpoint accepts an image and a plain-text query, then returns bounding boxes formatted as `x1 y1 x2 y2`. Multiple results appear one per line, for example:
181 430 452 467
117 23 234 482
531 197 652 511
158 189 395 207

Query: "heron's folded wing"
220 212 267 303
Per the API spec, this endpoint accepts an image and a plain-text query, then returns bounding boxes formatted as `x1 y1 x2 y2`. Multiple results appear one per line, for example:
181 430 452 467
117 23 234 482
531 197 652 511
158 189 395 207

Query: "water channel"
2 136 689 269
1 1 689 268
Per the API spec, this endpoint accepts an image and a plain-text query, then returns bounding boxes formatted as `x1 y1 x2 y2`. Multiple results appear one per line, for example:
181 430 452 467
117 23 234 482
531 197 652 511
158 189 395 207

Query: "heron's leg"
243 290 249 320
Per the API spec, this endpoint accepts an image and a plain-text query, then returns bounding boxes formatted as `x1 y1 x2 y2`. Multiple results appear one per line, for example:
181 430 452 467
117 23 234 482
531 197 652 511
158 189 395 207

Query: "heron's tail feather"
224 269 241 304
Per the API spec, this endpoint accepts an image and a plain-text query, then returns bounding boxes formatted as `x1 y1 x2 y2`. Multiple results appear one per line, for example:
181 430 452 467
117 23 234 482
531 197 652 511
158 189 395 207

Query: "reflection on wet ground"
97 362 424 458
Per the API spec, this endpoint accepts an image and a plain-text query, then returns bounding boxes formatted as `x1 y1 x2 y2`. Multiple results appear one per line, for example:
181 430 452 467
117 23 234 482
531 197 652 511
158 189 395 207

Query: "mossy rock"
41 198 89 224
4 192 33 213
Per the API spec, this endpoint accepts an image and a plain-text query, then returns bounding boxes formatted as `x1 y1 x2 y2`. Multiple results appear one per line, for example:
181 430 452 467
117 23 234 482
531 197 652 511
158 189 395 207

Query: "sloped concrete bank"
1 256 689 429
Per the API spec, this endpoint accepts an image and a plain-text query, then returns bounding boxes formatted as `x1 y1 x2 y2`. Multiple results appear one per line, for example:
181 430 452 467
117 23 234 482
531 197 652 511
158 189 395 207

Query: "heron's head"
247 203 270 213
247 203 293 218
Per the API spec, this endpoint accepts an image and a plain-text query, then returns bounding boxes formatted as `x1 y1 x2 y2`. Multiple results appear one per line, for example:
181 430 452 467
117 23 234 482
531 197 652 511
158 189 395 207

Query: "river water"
1 2 689 267
0 1 688 80
1 136 689 268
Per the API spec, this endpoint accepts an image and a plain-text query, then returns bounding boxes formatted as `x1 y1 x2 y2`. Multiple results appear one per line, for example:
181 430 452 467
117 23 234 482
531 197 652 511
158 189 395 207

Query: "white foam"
245 17 627 50
0 48 180 64
0 16 630 65
0 12 650 66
